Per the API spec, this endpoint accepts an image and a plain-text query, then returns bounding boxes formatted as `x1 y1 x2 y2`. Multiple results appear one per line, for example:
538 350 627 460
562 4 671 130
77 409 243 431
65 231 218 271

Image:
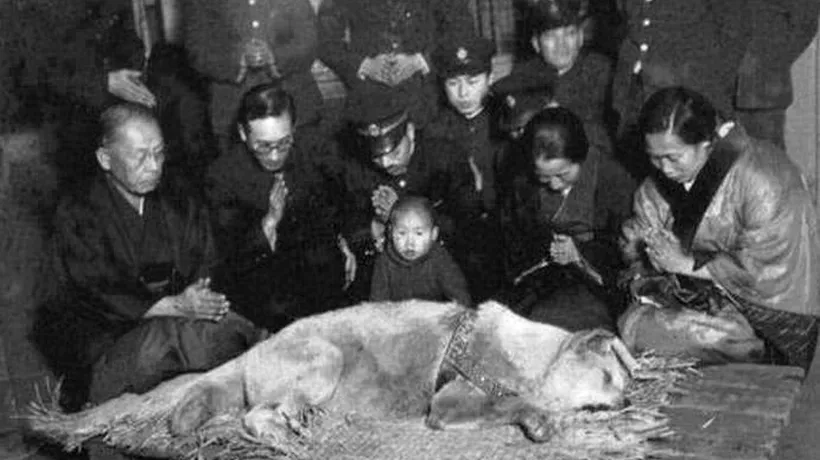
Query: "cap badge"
456 47 468 62
367 123 381 137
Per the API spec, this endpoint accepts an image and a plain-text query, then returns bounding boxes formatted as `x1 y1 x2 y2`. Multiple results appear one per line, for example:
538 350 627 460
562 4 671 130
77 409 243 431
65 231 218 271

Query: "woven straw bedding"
24 353 696 460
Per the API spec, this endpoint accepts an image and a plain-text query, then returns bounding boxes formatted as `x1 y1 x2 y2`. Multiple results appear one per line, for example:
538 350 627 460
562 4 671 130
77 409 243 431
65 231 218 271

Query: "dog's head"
535 329 638 412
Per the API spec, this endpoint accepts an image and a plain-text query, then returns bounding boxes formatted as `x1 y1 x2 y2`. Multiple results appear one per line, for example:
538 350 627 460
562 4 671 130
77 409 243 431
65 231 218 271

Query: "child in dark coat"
370 196 472 307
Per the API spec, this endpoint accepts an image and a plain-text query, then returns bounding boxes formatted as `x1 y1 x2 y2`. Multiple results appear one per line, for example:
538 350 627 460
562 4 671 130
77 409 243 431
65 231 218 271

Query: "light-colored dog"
169 300 638 442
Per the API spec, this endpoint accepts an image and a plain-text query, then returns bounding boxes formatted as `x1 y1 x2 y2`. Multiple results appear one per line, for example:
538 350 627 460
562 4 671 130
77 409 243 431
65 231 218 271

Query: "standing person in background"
317 0 475 127
35 0 215 188
427 35 506 303
735 0 820 149
611 0 749 178
183 0 323 145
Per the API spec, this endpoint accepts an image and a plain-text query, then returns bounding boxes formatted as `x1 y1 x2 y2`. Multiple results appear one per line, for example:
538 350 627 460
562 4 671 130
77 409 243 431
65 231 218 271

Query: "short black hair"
525 106 589 164
389 195 438 228
237 83 296 129
638 86 718 146
99 102 158 147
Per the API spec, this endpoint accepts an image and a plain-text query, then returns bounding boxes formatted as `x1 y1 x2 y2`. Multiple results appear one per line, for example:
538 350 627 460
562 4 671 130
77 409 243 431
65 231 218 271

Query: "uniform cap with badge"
525 0 589 34
346 87 414 157
433 36 495 80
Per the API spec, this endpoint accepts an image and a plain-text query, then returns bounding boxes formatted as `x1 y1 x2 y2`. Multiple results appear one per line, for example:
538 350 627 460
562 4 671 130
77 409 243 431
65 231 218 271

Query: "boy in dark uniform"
340 89 481 301
427 36 507 302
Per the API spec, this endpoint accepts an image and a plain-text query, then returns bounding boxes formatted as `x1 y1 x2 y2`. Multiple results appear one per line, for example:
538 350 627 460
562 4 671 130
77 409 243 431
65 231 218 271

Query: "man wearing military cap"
427 35 507 302
340 87 482 300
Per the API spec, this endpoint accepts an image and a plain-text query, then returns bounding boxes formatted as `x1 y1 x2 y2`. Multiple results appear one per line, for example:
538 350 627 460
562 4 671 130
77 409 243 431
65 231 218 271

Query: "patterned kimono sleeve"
705 171 820 315
620 180 671 267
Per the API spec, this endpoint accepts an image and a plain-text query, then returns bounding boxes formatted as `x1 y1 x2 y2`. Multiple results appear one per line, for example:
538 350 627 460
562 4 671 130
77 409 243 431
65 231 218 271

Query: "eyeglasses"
252 134 294 157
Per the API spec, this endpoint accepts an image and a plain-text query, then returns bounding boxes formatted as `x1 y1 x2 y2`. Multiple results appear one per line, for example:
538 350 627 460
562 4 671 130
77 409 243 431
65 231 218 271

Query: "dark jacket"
317 0 474 125
426 108 506 212
371 241 471 307
341 131 482 251
501 148 632 285
183 0 323 135
316 0 474 86
736 0 820 109
206 125 351 323
613 0 750 125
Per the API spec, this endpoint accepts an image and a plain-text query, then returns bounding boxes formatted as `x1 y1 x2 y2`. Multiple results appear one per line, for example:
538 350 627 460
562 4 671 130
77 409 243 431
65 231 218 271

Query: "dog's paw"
518 410 557 443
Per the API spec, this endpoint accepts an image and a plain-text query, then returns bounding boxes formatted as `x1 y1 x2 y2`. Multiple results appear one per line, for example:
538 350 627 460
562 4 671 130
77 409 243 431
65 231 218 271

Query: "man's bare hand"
338 235 357 290
387 53 428 86
174 278 230 321
237 38 280 83
108 69 156 107
371 185 398 222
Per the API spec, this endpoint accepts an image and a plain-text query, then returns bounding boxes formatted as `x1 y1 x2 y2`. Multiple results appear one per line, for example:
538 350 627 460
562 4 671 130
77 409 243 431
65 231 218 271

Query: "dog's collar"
435 310 519 399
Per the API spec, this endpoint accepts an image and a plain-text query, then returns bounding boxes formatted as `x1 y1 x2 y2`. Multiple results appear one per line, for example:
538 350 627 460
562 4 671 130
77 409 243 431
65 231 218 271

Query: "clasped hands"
146 277 230 322
359 52 428 87
642 227 694 275
549 234 581 266
237 38 281 83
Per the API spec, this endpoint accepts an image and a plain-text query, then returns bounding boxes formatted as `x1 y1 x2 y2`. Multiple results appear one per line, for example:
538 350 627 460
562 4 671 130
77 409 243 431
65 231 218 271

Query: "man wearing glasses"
205 83 356 331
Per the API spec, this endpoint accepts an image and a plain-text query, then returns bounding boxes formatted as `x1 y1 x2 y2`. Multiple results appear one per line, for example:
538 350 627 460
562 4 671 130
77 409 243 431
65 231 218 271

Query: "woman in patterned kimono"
619 87 820 370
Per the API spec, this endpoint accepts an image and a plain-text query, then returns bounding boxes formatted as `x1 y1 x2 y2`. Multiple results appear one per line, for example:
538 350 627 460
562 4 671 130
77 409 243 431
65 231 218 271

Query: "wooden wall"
786 33 820 202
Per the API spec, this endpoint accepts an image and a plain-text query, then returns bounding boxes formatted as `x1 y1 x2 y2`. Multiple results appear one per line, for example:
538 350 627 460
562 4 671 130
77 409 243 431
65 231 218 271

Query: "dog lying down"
168 300 638 443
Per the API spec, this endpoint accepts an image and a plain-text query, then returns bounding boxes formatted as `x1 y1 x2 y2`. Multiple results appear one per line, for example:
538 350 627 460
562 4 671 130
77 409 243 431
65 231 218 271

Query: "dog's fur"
169 300 637 442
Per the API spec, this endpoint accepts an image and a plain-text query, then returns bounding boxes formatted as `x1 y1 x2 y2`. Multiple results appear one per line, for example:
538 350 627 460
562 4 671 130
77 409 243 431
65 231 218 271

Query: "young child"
370 195 472 307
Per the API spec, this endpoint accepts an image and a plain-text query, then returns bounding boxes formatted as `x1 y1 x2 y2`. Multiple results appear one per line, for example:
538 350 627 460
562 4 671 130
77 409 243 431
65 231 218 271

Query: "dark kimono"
317 0 474 125
499 147 633 331
40 173 258 408
341 133 481 300
620 125 820 368
426 107 508 302
370 241 471 307
206 126 351 329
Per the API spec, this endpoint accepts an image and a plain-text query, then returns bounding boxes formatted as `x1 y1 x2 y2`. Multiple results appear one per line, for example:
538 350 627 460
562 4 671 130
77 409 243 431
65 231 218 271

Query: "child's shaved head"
389 195 437 228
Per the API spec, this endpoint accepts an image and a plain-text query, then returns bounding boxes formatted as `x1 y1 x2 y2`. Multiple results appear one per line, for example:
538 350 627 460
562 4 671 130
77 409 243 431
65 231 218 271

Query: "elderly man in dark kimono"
206 83 356 331
40 104 260 421
619 87 820 370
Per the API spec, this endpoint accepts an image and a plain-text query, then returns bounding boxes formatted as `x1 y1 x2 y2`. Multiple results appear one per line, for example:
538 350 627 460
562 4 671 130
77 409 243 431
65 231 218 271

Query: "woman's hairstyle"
524 106 589 164
237 82 296 129
638 87 718 145
99 102 157 147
